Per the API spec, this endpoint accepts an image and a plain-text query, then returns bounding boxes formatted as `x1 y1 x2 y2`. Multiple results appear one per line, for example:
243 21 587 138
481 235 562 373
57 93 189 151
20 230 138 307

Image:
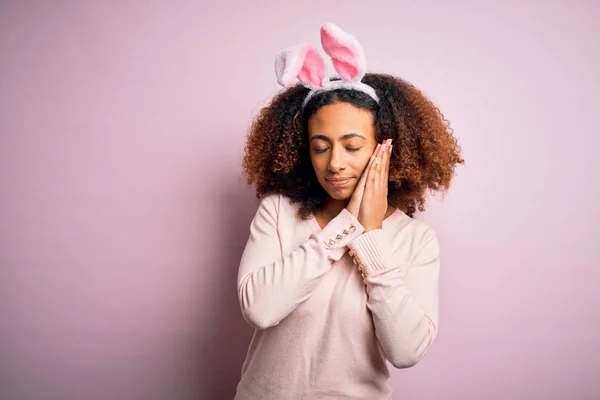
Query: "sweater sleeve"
348 227 440 369
237 195 364 330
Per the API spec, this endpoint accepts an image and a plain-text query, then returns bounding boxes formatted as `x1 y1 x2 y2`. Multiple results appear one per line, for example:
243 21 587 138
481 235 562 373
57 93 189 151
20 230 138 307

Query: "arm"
348 227 440 368
237 195 364 330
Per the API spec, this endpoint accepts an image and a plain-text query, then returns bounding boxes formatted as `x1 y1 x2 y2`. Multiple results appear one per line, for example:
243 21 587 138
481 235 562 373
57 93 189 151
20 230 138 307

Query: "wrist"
346 207 359 219
363 224 382 232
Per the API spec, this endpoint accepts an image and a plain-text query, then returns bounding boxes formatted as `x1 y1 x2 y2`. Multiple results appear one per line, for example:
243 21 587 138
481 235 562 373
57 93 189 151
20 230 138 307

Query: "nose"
327 147 346 173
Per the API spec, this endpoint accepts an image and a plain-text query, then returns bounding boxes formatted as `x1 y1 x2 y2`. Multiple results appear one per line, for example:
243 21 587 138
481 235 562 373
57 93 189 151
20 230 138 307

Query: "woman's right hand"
346 143 383 218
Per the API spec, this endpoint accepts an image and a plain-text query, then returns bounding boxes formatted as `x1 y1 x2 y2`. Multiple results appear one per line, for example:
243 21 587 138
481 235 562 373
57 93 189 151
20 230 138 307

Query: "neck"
322 197 349 219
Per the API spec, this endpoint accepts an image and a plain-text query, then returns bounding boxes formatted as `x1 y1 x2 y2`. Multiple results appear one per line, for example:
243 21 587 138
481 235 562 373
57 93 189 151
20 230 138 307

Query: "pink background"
1 1 598 399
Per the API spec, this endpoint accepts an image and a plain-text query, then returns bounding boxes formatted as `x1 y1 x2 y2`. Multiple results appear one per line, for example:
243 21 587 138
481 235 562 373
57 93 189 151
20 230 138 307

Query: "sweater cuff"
315 209 365 261
348 229 394 276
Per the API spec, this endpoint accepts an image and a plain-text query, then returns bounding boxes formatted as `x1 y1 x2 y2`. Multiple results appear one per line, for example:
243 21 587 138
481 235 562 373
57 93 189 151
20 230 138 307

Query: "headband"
274 23 379 108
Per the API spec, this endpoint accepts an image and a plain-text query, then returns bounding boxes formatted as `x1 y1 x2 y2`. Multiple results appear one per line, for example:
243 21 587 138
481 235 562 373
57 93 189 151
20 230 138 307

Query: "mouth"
325 177 353 188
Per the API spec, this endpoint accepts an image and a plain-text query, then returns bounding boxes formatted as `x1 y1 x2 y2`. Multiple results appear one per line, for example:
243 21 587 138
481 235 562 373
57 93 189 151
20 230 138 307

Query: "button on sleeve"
315 209 364 260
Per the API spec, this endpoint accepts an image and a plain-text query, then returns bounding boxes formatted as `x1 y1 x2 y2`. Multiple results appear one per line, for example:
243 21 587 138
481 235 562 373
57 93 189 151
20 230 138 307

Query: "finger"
357 152 376 191
354 158 370 197
352 151 377 205
376 142 387 184
364 141 384 195
367 153 379 194
372 143 382 158
364 151 378 178
385 145 392 194
360 142 382 185
374 149 382 192
379 142 385 153
381 140 392 188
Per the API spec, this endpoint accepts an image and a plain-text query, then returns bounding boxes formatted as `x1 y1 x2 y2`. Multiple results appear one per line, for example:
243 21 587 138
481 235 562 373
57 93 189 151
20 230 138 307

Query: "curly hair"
242 73 464 219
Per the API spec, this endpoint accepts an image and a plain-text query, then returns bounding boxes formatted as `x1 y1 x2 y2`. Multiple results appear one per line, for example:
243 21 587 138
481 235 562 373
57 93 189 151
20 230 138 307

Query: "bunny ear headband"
274 23 379 108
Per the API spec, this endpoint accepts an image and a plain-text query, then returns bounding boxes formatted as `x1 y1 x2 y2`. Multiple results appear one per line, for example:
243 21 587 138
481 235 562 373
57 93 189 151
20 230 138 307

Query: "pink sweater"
234 194 440 399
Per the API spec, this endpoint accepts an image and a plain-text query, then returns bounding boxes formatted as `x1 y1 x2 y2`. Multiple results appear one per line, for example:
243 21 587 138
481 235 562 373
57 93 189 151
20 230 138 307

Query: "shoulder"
256 193 300 221
257 193 281 210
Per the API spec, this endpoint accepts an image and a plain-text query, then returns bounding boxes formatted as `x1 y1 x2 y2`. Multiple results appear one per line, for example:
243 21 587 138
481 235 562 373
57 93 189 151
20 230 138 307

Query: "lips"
325 177 353 187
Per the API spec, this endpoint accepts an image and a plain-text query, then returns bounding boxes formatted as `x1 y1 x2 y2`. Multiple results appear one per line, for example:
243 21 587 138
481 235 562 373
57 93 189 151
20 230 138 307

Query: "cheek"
310 154 326 173
354 153 373 174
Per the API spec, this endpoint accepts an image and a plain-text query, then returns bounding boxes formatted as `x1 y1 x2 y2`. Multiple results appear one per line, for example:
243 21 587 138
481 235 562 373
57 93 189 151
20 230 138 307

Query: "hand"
358 139 392 232
346 143 384 218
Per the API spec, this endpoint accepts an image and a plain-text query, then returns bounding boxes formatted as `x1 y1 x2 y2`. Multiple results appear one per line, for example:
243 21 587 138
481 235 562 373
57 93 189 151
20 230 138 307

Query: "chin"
328 190 352 201
320 182 355 201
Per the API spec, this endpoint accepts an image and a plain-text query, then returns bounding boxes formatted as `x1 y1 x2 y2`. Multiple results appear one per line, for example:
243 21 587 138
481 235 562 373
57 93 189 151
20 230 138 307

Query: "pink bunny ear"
320 23 367 82
275 43 328 89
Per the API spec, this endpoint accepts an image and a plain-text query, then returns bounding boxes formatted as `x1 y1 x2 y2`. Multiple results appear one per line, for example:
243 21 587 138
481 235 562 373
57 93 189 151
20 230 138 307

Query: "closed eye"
314 147 362 154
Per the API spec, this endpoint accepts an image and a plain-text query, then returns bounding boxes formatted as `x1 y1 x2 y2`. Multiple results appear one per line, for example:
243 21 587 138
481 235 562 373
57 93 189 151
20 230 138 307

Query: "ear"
320 23 367 82
275 43 328 89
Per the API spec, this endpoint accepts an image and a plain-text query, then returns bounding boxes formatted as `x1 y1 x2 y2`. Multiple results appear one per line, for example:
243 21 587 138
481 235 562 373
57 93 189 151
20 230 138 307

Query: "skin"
308 102 395 231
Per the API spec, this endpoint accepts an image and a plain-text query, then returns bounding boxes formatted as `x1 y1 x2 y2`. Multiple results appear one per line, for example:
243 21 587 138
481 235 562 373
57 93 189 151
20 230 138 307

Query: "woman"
234 23 463 399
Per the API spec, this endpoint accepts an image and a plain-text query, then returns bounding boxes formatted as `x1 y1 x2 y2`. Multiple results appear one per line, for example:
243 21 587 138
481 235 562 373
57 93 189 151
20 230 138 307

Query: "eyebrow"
309 133 367 142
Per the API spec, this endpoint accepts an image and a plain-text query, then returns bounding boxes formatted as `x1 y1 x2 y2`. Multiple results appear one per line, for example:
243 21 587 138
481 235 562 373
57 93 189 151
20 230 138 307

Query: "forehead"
307 102 375 139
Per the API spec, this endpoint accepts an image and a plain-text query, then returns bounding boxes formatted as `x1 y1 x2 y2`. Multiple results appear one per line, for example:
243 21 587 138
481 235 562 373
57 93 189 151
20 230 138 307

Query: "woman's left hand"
358 139 392 232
